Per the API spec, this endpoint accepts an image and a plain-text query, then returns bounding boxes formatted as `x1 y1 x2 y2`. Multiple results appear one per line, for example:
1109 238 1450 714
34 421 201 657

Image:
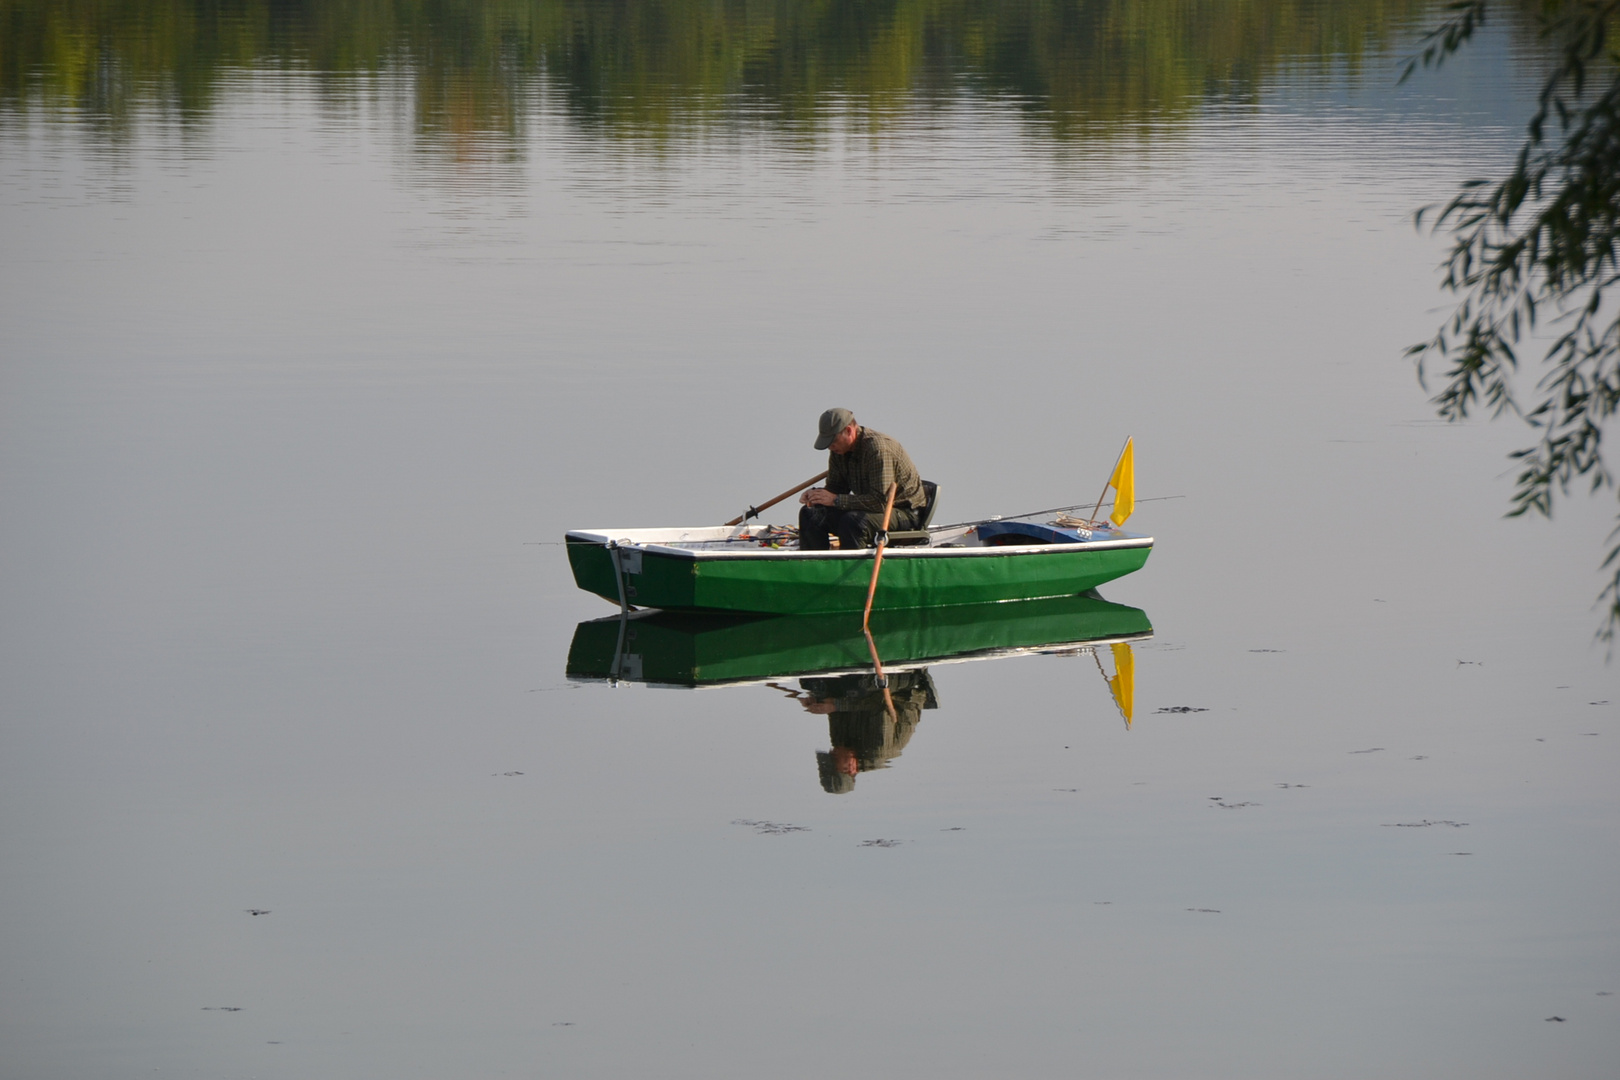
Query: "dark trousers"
799 503 919 550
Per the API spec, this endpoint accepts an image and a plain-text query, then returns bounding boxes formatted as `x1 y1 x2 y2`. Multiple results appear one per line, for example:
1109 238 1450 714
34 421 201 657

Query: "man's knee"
840 507 919 549
835 512 880 550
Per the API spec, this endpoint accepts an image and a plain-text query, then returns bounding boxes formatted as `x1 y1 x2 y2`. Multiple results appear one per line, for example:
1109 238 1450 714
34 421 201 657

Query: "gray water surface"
1 4 1616 1078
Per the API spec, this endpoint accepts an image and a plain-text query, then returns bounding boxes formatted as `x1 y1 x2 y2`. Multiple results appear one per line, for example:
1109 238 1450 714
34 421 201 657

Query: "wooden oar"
725 471 829 527
861 482 899 632
862 627 897 720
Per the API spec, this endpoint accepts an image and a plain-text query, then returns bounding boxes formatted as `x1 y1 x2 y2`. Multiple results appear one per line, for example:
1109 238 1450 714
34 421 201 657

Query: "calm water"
2 3 1616 1078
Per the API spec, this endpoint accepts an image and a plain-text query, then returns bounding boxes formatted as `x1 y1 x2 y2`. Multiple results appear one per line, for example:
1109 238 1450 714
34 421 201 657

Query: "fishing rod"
931 494 1185 533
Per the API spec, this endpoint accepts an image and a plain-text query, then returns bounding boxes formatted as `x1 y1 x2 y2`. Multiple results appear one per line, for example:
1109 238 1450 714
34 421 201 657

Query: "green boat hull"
567 593 1153 687
566 535 1152 615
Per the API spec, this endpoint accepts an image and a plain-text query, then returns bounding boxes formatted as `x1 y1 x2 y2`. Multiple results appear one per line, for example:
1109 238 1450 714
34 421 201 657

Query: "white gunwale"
565 525 1154 560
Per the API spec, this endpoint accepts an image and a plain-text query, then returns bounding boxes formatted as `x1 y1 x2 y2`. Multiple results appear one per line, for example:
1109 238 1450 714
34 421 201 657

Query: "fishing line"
932 494 1186 532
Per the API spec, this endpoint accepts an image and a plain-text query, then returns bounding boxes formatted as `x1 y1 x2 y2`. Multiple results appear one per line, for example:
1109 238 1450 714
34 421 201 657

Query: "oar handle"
725 471 830 527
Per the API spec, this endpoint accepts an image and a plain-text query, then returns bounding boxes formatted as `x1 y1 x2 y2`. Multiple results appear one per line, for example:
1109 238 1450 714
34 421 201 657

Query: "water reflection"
780 670 935 794
1 0 1453 155
568 593 1149 791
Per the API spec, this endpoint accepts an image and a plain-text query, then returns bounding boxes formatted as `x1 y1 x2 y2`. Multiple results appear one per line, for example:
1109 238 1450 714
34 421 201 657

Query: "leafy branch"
1407 0 1620 639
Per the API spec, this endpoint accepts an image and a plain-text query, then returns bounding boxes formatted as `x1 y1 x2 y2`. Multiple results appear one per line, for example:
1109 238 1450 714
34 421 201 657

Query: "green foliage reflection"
1 0 1432 143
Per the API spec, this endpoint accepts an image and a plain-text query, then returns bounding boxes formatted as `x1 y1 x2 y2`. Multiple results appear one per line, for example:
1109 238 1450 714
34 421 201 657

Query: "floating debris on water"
1248 649 1284 653
1545 1016 1566 1022
1155 706 1209 714
941 827 965 831
552 1022 575 1027
495 771 524 777
859 839 902 847
202 1007 243 1012
1187 908 1221 914
1053 788 1079 793
1452 852 1473 855
1383 820 1469 828
1210 798 1257 809
732 819 809 835
245 909 270 916
1275 783 1309 789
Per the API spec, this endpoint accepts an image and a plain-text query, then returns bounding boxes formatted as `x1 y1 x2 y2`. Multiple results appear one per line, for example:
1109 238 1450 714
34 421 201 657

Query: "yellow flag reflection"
1107 641 1134 727
1108 438 1135 527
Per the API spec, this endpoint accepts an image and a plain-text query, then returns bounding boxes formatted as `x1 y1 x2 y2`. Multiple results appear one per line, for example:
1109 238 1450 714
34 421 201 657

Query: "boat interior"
567 512 1145 554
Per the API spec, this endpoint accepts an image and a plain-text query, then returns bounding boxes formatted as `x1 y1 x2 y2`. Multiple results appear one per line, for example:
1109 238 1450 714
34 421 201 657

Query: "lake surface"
2 3 1616 1077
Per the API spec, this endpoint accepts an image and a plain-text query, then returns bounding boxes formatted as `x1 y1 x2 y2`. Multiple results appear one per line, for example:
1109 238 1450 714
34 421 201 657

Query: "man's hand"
801 487 837 507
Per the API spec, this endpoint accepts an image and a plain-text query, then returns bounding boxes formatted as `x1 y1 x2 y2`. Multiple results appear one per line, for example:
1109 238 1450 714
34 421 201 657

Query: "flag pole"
1092 645 1133 730
1090 437 1132 525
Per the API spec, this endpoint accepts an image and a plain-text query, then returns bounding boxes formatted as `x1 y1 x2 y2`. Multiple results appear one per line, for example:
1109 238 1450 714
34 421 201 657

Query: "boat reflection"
567 593 1151 793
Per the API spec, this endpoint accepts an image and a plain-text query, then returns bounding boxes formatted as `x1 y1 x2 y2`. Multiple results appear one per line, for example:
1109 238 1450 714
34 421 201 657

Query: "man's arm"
802 450 852 508
825 451 851 495
832 439 895 513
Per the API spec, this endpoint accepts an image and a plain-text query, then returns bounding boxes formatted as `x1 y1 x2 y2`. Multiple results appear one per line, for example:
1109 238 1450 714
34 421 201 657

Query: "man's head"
814 407 859 453
816 749 858 794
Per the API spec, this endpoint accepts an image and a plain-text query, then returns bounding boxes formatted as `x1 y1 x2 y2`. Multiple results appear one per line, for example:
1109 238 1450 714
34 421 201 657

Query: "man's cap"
816 751 856 794
814 408 856 450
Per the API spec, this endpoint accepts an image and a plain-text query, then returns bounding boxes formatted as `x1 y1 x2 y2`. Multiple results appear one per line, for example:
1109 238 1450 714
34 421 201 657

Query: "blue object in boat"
976 520 1111 545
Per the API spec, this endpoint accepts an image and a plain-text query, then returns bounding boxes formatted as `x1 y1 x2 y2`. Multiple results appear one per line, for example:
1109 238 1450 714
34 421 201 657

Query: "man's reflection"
784 669 938 794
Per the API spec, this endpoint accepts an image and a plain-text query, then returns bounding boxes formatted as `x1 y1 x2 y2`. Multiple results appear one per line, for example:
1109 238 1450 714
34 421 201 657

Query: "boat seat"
887 481 938 546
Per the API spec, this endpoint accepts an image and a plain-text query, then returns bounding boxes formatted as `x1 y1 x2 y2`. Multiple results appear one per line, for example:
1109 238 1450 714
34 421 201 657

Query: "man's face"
829 423 860 455
831 746 858 775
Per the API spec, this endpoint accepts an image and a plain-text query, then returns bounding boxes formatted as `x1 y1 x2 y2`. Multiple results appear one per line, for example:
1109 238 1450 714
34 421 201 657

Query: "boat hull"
567 594 1153 686
566 530 1152 615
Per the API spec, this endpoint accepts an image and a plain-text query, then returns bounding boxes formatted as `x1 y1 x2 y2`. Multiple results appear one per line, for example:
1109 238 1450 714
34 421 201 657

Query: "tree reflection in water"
2 0 1450 156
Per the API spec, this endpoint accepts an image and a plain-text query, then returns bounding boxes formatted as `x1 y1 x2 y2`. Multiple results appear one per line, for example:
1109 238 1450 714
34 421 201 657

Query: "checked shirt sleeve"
834 432 904 513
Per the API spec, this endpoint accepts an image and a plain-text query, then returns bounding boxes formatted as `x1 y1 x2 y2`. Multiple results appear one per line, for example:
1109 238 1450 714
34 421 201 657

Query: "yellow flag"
1108 438 1135 527
1107 641 1134 727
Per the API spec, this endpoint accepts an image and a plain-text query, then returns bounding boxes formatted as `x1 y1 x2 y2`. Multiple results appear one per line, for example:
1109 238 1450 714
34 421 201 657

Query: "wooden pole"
863 627 897 720
1089 437 1132 525
725 471 829 527
1091 649 1127 730
861 483 899 632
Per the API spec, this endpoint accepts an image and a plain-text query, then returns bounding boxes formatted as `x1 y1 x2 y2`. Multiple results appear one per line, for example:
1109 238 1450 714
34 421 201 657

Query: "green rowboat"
566 518 1153 616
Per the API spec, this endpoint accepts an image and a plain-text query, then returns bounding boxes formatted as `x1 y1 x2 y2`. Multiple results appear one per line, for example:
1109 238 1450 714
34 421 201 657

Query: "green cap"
815 408 856 450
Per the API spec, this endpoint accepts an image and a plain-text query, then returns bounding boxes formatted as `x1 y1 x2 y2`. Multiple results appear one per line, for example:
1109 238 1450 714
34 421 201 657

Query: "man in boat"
798 408 925 550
